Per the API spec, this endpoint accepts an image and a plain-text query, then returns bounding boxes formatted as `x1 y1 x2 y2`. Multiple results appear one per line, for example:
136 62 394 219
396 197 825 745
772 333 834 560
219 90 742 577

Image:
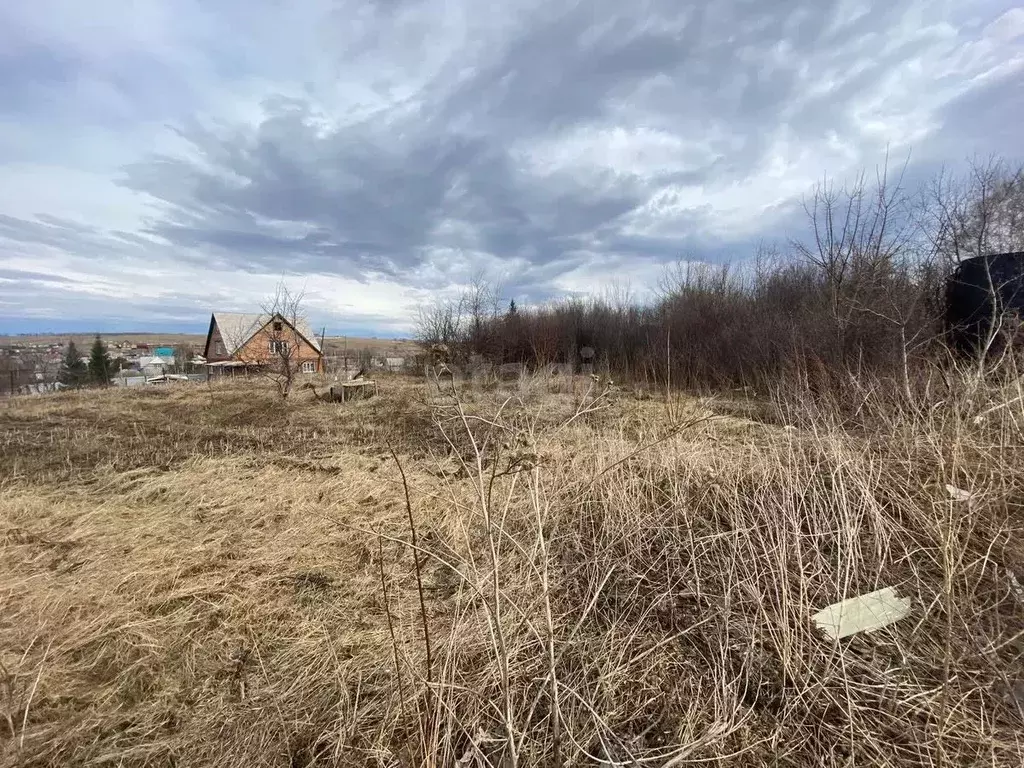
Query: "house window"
269 340 289 355
301 361 316 373
273 320 283 332
216 342 225 355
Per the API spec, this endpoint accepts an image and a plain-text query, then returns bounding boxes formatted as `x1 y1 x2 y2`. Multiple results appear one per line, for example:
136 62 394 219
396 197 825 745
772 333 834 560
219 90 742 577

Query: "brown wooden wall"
205 325 229 362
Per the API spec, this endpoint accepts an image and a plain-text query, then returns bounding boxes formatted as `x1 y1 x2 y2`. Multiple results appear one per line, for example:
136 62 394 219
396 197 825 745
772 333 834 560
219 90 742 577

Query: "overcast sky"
1 0 1022 336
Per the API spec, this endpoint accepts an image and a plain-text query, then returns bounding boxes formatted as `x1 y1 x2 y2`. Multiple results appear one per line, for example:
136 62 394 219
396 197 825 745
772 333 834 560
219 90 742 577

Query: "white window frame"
269 340 289 355
301 361 316 373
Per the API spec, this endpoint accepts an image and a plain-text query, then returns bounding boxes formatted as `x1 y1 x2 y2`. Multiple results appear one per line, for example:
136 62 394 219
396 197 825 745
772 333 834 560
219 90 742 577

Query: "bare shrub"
427 157 1024 405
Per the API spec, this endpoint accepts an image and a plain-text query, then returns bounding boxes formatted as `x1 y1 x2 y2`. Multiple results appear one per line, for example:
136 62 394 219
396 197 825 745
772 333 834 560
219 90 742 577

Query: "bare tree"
792 151 918 369
415 273 505 363
416 295 467 349
258 283 309 399
464 272 501 355
922 157 1024 371
7 348 59 394
922 156 1024 267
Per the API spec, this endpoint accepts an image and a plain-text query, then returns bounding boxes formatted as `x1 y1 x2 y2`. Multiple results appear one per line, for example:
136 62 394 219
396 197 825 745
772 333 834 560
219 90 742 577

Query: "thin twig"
377 533 408 719
388 443 433 688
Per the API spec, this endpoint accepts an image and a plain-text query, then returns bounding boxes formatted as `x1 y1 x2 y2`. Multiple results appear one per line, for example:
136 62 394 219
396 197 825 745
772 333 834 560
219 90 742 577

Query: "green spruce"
58 341 88 388
88 335 112 386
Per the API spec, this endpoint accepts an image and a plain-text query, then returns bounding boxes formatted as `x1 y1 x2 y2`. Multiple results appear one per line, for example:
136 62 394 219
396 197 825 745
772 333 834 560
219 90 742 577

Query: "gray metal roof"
212 313 263 355
212 312 322 355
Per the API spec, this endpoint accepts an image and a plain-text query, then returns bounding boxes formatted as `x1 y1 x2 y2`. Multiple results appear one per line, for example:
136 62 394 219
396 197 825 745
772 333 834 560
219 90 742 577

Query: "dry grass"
1 372 1023 766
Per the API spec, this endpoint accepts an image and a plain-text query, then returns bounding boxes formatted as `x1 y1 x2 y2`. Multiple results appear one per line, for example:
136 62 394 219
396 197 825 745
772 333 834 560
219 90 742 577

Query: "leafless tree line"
416 156 1024 398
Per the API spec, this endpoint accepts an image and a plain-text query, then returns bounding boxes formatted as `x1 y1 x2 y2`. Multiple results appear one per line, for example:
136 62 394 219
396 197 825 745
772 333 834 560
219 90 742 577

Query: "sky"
1 0 1022 336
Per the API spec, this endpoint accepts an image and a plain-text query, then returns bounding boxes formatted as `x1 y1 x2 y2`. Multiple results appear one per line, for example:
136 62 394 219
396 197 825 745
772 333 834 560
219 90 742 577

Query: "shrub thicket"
418 158 1024 399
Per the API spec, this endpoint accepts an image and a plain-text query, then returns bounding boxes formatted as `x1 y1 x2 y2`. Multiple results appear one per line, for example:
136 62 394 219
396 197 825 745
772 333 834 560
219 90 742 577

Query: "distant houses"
2 323 418 396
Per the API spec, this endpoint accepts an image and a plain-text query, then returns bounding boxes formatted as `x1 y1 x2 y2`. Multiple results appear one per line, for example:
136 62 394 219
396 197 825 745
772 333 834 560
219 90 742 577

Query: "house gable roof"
210 312 323 356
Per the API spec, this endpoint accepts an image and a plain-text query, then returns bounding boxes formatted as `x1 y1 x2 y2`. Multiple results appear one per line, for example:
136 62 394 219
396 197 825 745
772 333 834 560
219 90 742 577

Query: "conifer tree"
58 341 88 388
87 335 112 386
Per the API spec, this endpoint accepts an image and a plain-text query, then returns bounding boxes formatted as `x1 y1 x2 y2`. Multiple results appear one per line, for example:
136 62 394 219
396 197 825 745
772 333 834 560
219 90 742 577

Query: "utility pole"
319 327 326 373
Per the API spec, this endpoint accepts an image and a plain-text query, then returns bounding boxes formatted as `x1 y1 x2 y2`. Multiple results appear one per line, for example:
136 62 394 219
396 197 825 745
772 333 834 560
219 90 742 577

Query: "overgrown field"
2 373 1023 767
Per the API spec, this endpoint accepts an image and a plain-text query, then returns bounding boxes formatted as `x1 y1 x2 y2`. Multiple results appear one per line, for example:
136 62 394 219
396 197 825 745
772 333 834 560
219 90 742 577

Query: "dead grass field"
2 373 1024 767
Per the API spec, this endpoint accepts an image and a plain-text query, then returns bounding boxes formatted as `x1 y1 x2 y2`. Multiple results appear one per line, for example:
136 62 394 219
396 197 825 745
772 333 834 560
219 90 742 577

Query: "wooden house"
203 312 323 373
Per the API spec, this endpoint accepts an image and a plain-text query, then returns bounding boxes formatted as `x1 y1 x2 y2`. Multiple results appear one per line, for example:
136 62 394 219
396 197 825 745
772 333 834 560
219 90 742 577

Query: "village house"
202 312 323 374
137 354 174 377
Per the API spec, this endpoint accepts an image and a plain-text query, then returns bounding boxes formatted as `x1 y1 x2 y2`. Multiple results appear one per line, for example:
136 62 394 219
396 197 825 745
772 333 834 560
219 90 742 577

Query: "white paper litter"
945 484 972 502
811 587 911 640
1008 568 1024 605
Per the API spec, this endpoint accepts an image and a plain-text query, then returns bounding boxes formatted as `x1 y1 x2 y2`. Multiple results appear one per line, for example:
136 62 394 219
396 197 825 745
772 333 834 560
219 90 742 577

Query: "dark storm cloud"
0 0 1021 329
117 98 655 280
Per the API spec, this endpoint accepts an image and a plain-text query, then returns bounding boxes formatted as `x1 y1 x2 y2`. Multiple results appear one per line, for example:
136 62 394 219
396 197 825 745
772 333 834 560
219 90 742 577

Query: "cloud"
1 0 1022 333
